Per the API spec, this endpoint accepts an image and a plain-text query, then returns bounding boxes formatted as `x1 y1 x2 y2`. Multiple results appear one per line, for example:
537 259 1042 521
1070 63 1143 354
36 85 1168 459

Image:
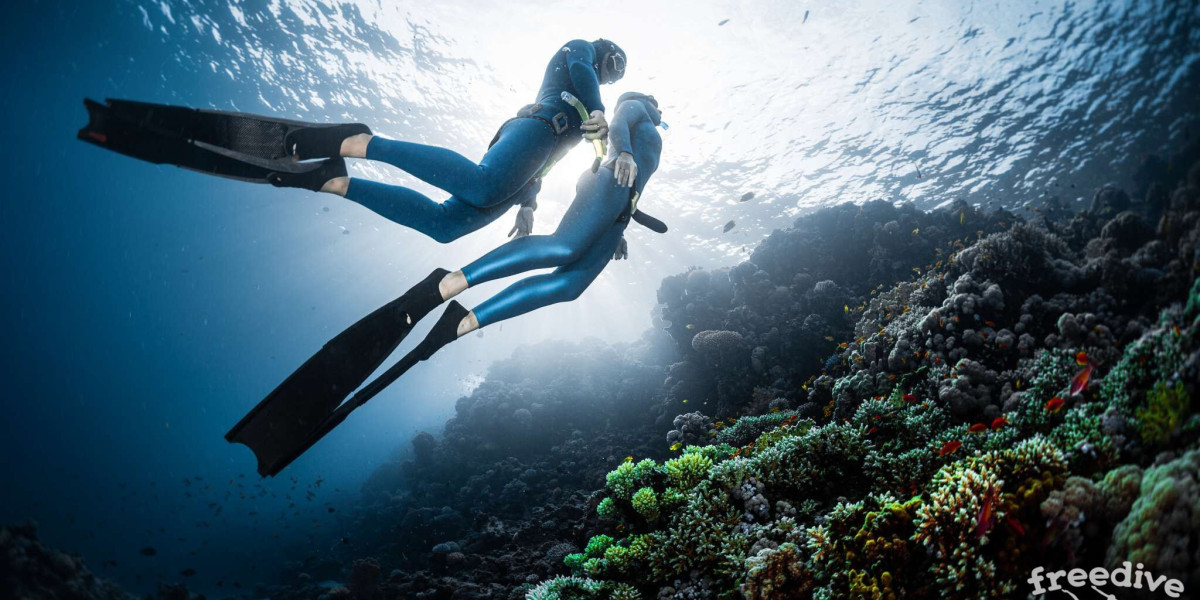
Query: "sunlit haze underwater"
1 0 1198 595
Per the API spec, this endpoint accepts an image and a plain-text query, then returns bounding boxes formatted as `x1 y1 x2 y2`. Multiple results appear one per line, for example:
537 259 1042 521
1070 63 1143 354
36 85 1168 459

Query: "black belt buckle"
550 112 569 135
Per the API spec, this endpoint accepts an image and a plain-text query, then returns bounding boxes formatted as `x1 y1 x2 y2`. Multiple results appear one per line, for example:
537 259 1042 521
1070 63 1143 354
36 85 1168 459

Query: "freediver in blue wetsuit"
394 91 665 359
268 39 628 242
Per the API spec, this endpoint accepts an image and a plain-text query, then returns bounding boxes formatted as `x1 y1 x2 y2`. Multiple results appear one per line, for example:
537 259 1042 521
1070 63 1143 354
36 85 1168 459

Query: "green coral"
662 452 713 491
597 497 619 520
631 487 660 522
606 460 657 500
584 535 613 558
683 443 737 462
1136 381 1190 446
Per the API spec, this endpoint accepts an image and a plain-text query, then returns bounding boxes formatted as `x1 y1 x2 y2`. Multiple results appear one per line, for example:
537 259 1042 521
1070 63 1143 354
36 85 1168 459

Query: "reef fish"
1045 396 1065 413
937 440 962 456
975 485 1000 539
902 393 917 403
990 417 1008 430
1075 351 1090 366
1069 365 1093 396
723 220 736 233
968 423 987 434
139 547 157 556
739 191 754 201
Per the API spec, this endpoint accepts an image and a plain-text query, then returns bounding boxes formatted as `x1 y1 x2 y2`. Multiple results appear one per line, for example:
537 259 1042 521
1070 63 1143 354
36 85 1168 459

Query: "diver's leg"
360 119 554 207
462 224 626 332
446 169 629 294
403 224 623 366
344 179 512 243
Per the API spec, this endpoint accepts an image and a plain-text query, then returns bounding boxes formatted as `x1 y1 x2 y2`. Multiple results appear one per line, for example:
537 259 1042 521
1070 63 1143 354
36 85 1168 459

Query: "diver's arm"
608 100 649 158
563 40 605 113
609 101 650 186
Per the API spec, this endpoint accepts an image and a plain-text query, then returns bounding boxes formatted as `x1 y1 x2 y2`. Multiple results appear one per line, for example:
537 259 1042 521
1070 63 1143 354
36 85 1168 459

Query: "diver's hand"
614 152 638 187
582 110 608 141
613 236 628 260
508 206 535 238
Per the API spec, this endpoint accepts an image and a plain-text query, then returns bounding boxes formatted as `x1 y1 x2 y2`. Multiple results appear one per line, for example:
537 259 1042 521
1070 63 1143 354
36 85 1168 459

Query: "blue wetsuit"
460 95 663 327
344 40 609 243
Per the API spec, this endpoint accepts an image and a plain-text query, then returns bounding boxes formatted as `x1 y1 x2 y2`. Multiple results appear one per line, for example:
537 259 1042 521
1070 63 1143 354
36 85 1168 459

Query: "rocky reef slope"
6 142 1199 600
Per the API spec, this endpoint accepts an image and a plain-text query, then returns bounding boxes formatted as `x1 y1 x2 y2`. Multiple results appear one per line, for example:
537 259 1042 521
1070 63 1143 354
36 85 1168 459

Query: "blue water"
0 0 1196 595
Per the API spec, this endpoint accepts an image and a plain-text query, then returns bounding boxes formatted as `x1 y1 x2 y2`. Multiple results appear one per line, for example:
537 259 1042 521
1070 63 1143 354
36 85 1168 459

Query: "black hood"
592 39 627 82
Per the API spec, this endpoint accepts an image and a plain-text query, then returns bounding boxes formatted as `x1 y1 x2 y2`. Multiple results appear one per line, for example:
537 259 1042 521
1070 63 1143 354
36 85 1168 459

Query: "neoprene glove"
508 206 535 238
614 152 638 188
613 236 629 260
582 110 608 141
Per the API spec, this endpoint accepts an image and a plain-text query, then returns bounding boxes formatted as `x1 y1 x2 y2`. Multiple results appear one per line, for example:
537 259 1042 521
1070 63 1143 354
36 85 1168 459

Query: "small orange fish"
670 442 683 451
968 423 987 434
1045 397 1065 413
984 320 995 327
903 393 917 403
990 417 1008 430
937 440 962 456
976 485 1000 539
1069 365 1093 396
1173 325 1181 338
867 427 878 435
1075 351 1090 366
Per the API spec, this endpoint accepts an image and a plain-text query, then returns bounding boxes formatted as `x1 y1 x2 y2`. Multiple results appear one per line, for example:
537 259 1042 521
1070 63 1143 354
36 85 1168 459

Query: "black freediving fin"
225 270 451 477
633 211 668 233
78 99 325 183
227 301 469 477
77 98 369 182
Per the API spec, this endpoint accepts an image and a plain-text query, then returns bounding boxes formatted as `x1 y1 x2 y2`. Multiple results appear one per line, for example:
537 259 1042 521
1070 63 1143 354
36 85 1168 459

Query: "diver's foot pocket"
410 301 470 362
267 157 347 192
285 123 372 159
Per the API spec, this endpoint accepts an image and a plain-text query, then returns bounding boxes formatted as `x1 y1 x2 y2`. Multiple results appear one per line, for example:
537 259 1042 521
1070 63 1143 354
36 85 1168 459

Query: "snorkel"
561 91 606 173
